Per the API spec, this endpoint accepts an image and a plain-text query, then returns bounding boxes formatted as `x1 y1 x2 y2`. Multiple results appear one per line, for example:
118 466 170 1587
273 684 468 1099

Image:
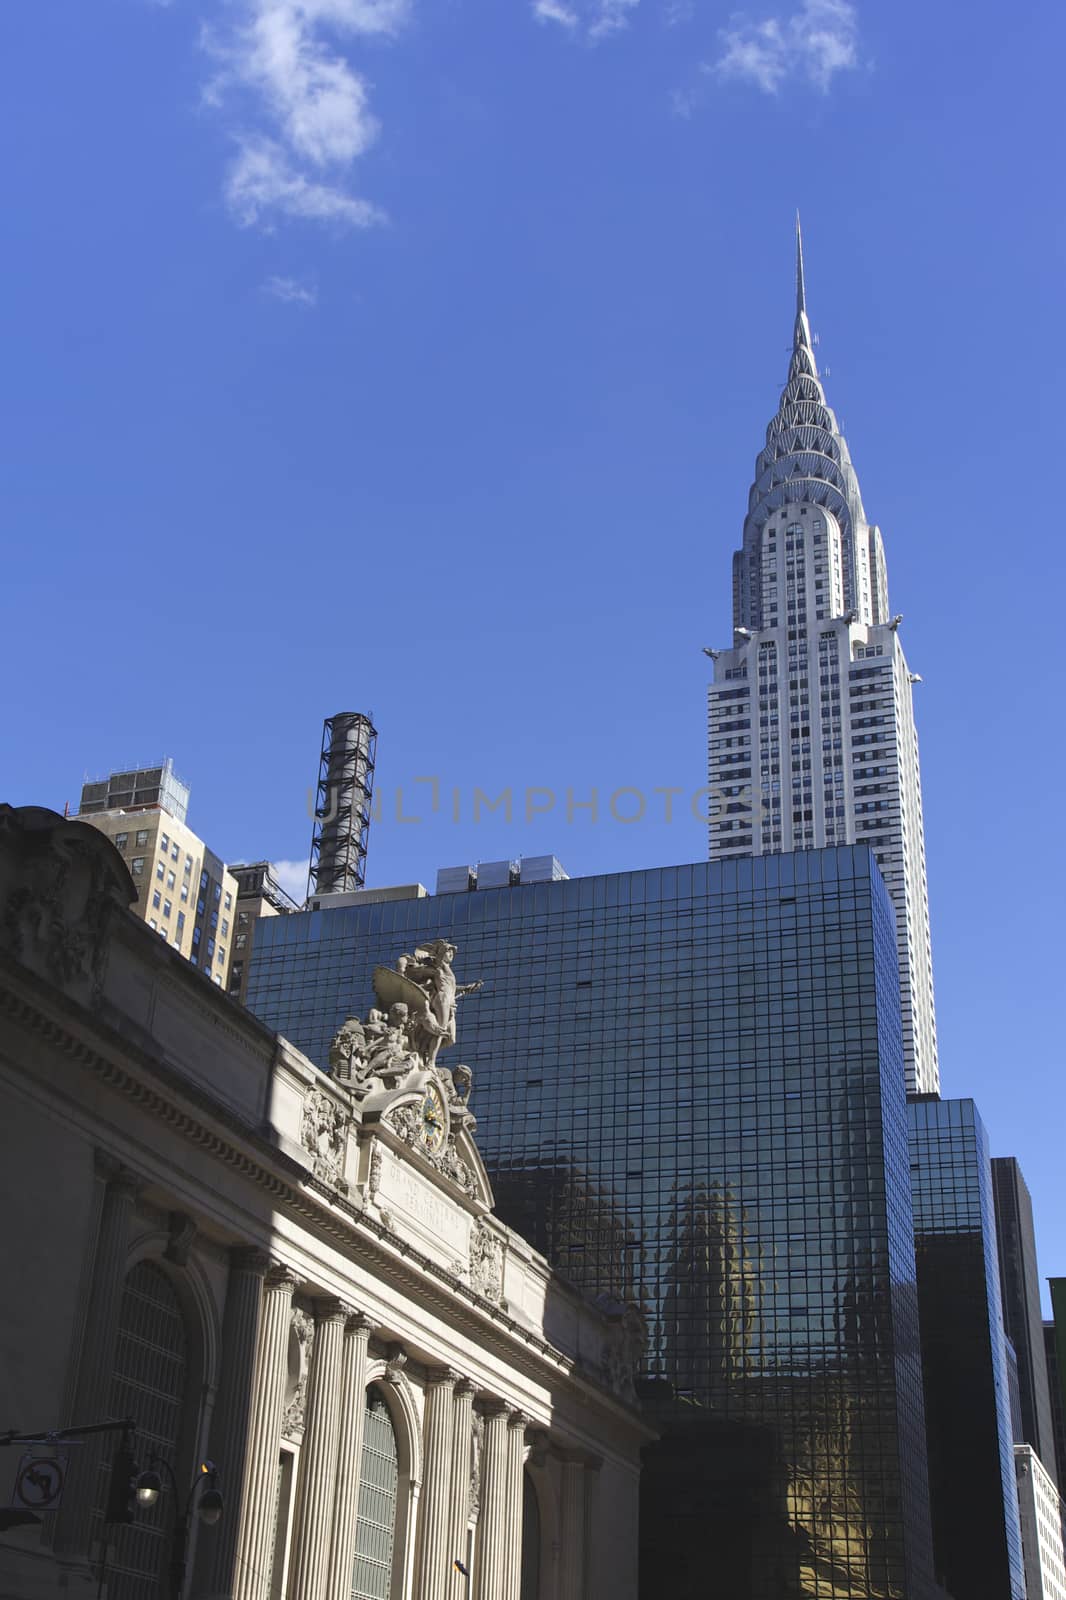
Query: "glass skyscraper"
992 1156 1058 1483
908 1097 1026 1600
248 846 938 1598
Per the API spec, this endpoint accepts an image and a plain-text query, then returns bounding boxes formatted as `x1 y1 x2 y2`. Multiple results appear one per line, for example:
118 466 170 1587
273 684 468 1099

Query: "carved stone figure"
300 1088 348 1187
445 1064 473 1106
395 940 482 1067
328 1015 369 1084
364 1004 420 1085
469 1220 504 1305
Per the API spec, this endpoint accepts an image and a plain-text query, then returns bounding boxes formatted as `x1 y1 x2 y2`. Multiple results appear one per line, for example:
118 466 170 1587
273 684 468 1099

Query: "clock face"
420 1084 447 1154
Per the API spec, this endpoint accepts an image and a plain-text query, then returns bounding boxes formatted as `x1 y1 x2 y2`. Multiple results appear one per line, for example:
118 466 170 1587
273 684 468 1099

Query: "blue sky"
3 1 1066 1290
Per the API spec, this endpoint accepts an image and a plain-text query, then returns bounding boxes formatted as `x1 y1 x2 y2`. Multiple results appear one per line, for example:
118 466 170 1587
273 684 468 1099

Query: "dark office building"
1045 1283 1066 1497
908 1097 1026 1600
992 1156 1057 1481
248 847 939 1599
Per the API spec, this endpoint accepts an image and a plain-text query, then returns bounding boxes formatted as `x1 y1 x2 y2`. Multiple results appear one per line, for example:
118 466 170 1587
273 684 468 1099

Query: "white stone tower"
707 219 939 1095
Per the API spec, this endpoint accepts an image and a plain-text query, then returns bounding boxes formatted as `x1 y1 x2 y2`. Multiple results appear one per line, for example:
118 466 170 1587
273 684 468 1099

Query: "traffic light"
104 1447 139 1526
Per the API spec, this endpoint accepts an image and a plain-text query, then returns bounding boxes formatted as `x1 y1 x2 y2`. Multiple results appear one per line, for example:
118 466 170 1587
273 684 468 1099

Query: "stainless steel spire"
706 222 940 1095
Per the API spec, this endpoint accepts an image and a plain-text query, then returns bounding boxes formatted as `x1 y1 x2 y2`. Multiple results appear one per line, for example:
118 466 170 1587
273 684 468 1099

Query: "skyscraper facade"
993 1156 1058 1482
908 1096 1026 1600
248 847 940 1599
707 227 938 1095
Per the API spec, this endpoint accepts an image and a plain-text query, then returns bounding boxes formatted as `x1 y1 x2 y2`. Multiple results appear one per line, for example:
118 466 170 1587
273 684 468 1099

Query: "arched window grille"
93 1260 189 1599
351 1387 400 1600
520 1471 540 1600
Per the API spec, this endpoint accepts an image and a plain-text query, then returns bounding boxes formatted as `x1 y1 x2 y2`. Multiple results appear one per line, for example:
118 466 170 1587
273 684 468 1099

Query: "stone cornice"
0 956 655 1442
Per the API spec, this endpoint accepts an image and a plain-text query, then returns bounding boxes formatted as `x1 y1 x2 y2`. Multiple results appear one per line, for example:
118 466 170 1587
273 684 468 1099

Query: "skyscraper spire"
706 219 941 1096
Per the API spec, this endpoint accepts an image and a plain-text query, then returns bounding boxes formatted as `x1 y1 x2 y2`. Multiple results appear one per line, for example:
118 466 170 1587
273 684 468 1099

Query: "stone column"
324 1311 373 1600
286 1299 348 1600
502 1412 529 1600
415 1368 459 1600
558 1453 587 1600
473 1402 511 1600
193 1247 269 1599
54 1161 140 1558
446 1379 476 1595
233 1264 297 1600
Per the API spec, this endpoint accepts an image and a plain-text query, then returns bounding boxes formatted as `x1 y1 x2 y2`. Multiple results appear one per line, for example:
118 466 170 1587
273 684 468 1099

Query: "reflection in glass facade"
992 1156 1058 1483
248 847 937 1598
908 1097 1026 1600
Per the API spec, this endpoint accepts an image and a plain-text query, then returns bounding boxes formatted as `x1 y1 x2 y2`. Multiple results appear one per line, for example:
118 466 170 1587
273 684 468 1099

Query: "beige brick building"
76 759 237 989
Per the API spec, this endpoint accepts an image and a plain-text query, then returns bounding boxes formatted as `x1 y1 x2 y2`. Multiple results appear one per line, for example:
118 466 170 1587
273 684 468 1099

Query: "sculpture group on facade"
328 938 481 1108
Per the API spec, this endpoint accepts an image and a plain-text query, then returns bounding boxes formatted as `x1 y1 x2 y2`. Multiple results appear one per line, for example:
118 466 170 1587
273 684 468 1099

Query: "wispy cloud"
532 0 640 41
203 0 410 230
272 859 311 903
712 0 859 92
262 272 318 304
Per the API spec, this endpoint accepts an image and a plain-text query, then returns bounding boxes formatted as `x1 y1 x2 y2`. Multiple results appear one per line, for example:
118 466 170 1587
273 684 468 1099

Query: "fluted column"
502 1412 529 1600
474 1402 511 1600
558 1453 587 1600
415 1368 459 1600
325 1311 373 1600
286 1299 347 1600
54 1161 140 1558
447 1380 476 1595
194 1247 269 1599
233 1264 297 1600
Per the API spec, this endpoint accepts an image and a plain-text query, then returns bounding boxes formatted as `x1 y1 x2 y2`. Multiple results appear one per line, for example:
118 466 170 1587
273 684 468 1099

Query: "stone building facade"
0 805 650 1600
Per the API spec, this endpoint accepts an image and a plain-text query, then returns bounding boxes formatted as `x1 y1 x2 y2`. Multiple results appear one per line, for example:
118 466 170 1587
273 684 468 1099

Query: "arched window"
352 1387 400 1600
520 1470 540 1600
94 1261 189 1599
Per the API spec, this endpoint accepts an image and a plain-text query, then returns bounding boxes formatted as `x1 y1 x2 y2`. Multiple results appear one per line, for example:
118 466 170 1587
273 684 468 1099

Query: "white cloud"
713 0 858 93
262 272 318 304
532 0 639 40
271 859 310 904
204 0 409 229
532 0 579 26
226 136 385 227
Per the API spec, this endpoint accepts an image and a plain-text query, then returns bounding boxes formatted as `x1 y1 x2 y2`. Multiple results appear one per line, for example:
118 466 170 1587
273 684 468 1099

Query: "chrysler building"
707 221 939 1094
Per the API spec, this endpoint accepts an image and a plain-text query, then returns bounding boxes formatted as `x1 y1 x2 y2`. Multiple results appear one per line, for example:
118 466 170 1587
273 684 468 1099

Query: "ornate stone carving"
0 805 136 1006
282 1308 314 1437
595 1296 646 1403
164 1211 197 1266
469 1221 504 1305
327 943 480 1100
368 1144 383 1201
380 1104 479 1198
384 1344 408 1385
469 1411 485 1517
331 944 488 1203
384 1103 421 1147
300 1088 348 1189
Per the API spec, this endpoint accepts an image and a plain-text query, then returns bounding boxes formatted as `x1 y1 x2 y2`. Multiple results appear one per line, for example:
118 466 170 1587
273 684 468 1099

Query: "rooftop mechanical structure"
307 711 377 900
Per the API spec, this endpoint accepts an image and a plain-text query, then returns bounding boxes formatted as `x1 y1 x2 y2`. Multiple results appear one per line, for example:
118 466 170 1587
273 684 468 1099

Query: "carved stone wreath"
301 1088 348 1189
